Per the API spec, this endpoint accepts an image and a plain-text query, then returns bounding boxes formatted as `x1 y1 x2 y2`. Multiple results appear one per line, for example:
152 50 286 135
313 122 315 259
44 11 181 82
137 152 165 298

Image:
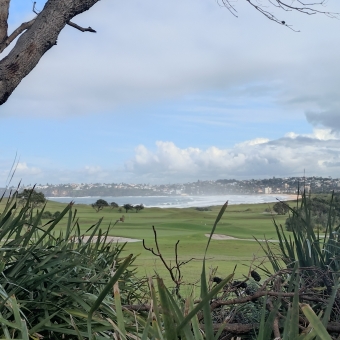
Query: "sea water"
47 194 294 208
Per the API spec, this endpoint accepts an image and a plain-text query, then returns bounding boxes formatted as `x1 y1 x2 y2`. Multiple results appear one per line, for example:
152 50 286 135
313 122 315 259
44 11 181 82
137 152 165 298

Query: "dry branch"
67 21 96 33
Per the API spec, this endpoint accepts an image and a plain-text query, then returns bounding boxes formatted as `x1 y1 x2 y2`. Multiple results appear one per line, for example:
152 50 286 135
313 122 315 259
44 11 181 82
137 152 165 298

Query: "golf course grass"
0 198 295 286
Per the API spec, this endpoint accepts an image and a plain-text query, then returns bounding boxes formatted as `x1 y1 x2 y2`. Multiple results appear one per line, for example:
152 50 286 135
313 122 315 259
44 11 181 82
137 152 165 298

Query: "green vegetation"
134 204 144 213
123 203 134 213
91 198 109 212
1 197 290 281
0 190 339 338
17 188 46 208
195 207 212 211
110 201 119 209
286 193 340 232
273 201 289 215
0 192 139 339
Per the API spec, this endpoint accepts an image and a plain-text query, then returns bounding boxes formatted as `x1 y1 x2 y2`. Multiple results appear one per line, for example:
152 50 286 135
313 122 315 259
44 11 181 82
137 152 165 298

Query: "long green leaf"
178 273 233 332
157 277 177 340
301 303 332 340
113 281 126 339
87 254 133 336
204 201 228 256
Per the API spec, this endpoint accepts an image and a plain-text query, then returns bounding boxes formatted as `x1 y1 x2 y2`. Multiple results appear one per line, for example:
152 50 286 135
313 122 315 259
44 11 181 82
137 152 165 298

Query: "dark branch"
33 2 39 15
67 21 97 33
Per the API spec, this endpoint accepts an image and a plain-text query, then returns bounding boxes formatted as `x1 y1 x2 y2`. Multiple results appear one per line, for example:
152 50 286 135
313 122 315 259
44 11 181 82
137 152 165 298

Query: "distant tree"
91 199 109 212
53 211 61 218
41 211 53 219
110 202 119 210
17 189 46 208
123 204 134 213
195 207 212 212
134 204 144 213
273 202 289 215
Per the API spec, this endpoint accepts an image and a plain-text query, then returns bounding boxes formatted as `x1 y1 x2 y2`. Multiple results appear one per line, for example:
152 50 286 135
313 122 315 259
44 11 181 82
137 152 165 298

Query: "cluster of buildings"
13 176 340 197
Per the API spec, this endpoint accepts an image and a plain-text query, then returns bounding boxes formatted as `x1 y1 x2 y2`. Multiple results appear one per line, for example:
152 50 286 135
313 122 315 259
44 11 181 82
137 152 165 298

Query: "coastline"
265 194 297 200
47 193 296 209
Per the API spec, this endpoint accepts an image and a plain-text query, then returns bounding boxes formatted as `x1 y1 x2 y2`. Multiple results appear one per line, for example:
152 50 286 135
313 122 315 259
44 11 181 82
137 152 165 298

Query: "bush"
195 206 212 211
41 210 53 219
53 210 61 218
0 192 139 339
259 191 340 337
273 201 289 215
285 194 340 231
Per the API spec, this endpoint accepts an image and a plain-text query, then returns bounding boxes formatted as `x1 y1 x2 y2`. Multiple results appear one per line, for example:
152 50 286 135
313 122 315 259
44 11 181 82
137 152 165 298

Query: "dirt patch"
204 234 239 240
77 236 141 243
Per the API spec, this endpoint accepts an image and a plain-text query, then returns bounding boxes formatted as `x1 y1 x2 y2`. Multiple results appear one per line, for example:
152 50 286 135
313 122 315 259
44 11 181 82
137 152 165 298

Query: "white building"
264 187 272 194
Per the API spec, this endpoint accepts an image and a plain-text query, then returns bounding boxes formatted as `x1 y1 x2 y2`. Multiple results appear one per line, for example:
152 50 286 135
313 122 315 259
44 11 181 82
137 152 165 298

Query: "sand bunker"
205 234 239 240
204 234 279 243
77 236 141 243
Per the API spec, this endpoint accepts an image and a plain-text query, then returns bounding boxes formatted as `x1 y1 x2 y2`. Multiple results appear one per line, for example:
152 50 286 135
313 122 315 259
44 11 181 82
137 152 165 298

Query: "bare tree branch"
67 21 96 33
218 0 338 31
0 19 36 54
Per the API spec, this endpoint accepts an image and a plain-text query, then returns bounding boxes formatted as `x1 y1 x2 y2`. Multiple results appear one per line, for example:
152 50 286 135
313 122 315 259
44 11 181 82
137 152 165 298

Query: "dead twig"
143 226 196 300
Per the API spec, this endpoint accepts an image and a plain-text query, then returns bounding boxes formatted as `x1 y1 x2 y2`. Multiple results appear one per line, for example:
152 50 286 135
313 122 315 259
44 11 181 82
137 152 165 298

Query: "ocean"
47 194 294 208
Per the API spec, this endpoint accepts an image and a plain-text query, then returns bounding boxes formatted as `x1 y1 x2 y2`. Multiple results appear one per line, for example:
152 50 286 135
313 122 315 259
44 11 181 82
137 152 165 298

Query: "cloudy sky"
1 0 340 186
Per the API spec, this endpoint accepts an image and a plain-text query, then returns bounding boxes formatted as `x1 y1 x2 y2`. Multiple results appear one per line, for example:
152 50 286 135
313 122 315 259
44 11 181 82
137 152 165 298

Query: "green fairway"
1 198 295 285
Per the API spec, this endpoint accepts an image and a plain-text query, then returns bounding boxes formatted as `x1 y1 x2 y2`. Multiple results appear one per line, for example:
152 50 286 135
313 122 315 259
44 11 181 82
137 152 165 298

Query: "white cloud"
235 138 270 147
125 130 340 181
285 129 338 140
84 166 102 175
15 162 42 176
0 129 339 185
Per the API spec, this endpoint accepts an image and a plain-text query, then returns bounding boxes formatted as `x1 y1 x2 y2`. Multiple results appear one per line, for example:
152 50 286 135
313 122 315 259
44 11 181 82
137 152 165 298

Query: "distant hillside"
11 176 340 197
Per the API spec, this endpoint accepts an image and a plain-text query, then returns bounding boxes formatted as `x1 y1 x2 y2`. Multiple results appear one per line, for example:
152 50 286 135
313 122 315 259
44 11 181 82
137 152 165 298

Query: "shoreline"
47 193 297 199
46 193 296 209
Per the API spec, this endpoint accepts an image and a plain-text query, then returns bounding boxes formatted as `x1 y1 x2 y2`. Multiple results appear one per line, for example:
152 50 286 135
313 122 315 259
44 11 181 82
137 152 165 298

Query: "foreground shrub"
0 190 335 339
257 191 340 338
0 192 140 339
285 193 340 232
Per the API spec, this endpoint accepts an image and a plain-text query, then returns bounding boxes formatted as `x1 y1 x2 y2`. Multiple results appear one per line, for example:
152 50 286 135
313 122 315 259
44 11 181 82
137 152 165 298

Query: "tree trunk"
0 0 99 105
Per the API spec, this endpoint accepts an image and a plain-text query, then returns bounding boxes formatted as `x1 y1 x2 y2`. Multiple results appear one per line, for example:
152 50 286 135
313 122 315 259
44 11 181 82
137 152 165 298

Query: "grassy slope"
0 199 294 285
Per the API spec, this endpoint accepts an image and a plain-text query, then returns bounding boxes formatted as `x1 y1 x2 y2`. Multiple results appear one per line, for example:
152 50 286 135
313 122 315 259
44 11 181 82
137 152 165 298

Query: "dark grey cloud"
268 135 340 148
305 110 340 132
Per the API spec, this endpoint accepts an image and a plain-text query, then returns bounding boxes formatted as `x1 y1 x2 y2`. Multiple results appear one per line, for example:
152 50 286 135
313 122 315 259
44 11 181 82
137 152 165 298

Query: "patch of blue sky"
0 86 313 171
8 0 41 25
